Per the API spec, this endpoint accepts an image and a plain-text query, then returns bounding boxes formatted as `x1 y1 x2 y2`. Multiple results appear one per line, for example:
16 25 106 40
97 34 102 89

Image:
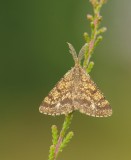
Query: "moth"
39 43 112 117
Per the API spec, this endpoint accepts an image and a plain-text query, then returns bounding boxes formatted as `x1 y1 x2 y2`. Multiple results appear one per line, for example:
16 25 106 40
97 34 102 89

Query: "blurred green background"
0 0 131 159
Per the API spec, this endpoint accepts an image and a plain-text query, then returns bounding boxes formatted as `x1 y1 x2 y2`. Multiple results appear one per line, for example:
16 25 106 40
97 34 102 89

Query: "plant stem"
48 1 107 160
54 113 73 159
83 0 107 70
48 113 73 160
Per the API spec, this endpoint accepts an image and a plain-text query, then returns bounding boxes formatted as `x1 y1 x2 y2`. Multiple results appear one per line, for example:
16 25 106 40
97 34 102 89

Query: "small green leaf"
48 145 55 160
59 131 74 152
84 32 90 43
95 35 103 47
52 125 58 145
90 0 99 8
97 27 107 35
87 61 94 73
87 14 93 21
61 114 73 137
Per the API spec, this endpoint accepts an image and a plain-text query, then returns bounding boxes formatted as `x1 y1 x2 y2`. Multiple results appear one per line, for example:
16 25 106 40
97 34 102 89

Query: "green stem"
83 0 107 70
54 113 73 159
48 1 107 160
48 113 73 160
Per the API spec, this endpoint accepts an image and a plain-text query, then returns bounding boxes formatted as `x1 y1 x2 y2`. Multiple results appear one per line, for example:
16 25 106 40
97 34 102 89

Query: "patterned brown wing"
74 66 112 117
39 68 74 116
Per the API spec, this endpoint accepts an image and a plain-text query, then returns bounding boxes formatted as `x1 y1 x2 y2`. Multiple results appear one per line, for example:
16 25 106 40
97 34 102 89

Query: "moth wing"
74 67 112 117
39 69 74 116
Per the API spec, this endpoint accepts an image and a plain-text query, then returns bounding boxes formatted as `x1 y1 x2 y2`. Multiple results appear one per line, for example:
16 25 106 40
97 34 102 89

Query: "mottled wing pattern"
39 69 74 116
74 66 112 117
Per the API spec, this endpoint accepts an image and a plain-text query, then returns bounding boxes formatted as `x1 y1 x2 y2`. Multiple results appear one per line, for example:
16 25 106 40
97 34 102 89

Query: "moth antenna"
78 43 88 62
67 42 78 64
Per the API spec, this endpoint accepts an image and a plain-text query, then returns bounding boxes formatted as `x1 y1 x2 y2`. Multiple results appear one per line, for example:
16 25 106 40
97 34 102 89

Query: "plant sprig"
48 0 107 159
48 114 73 160
83 0 107 71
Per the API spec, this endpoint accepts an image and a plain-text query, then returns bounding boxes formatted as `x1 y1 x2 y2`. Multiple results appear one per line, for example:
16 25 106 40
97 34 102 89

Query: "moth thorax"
73 66 80 81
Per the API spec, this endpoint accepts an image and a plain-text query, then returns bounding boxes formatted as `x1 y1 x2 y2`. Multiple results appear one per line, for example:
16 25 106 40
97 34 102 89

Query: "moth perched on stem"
39 43 112 117
40 1 112 159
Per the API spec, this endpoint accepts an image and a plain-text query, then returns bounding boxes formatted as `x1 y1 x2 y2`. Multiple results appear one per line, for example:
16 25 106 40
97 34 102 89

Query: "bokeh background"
0 0 131 159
